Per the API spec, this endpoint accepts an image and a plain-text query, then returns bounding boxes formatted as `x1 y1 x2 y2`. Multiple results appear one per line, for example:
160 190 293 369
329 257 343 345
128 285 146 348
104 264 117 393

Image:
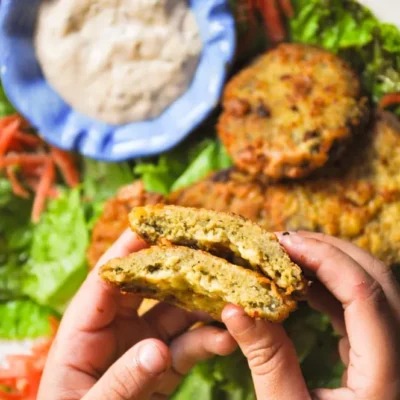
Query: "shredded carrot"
31 158 55 223
0 120 21 157
0 154 48 169
279 0 294 18
0 114 20 129
12 132 42 147
260 0 286 43
6 167 30 199
50 147 80 188
379 93 400 109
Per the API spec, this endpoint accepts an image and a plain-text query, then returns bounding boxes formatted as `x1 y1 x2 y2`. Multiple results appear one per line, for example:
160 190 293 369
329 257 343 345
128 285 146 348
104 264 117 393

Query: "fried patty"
99 245 297 321
218 43 370 179
129 205 306 295
87 181 165 268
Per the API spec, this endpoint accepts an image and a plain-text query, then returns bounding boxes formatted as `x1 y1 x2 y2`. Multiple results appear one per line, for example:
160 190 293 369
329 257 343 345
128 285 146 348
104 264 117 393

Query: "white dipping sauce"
35 0 203 125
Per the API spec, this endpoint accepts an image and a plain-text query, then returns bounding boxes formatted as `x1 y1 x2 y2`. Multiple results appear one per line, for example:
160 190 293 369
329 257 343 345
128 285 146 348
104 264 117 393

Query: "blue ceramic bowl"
0 0 236 161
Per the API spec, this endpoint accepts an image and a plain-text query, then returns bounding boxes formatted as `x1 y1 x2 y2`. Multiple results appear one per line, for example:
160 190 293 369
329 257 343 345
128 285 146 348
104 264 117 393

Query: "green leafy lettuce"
0 300 57 340
82 159 134 230
0 83 15 117
135 139 233 195
289 0 400 115
0 179 32 301
21 189 89 313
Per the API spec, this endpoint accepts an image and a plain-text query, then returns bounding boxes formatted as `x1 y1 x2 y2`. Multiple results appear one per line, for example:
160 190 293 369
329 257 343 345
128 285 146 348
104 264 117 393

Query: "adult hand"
38 230 237 400
221 232 400 400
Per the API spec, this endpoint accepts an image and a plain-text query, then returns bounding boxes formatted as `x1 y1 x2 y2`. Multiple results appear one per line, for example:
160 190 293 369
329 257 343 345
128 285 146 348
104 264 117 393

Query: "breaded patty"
218 43 370 179
129 205 307 295
87 181 165 268
99 245 297 322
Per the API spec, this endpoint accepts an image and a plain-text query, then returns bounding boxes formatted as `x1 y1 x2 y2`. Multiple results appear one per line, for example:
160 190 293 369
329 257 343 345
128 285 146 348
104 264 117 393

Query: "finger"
280 234 400 394
307 282 346 336
312 388 354 400
83 339 170 400
62 230 147 333
143 303 209 342
222 305 310 400
338 337 350 367
156 326 237 395
296 231 400 320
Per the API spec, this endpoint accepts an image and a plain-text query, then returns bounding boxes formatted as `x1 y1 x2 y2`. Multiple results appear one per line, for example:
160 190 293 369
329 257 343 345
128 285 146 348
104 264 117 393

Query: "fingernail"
138 342 168 375
222 306 255 336
279 233 303 246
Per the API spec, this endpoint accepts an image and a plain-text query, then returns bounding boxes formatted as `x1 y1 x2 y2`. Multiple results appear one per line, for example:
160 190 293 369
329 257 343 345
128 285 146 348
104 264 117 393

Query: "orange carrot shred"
50 147 80 188
379 93 400 109
6 167 30 199
0 114 20 129
0 154 48 169
0 120 21 157
31 158 55 223
13 132 43 147
279 0 294 18
260 0 286 43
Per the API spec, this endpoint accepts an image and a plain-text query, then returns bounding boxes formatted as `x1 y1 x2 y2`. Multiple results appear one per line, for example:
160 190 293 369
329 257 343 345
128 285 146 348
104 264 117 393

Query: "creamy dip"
35 0 203 125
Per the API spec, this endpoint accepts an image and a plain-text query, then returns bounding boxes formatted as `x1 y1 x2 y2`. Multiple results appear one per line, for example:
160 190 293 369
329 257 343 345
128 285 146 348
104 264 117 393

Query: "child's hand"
38 230 237 400
221 232 400 400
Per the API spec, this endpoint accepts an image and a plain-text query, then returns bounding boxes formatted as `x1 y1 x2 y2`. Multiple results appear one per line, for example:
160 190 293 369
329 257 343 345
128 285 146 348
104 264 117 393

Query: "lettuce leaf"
0 179 33 301
135 139 233 195
0 300 57 340
21 189 88 313
82 159 134 204
289 0 400 115
82 159 134 230
0 83 15 117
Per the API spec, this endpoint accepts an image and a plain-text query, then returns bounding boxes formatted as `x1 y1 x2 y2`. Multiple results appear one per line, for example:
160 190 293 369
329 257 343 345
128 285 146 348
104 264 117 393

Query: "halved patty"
129 205 307 295
218 43 370 179
99 245 296 322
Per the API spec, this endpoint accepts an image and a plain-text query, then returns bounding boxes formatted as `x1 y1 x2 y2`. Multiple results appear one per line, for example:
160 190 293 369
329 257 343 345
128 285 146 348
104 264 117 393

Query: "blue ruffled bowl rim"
0 0 236 161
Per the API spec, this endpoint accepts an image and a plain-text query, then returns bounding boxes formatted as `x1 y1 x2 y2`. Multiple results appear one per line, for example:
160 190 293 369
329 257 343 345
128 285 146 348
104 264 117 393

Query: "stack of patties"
99 205 308 322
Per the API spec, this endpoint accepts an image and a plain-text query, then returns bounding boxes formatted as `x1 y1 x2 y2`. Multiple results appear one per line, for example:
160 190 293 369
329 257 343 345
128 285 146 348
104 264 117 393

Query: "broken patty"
99 245 297 322
129 205 307 295
218 43 370 180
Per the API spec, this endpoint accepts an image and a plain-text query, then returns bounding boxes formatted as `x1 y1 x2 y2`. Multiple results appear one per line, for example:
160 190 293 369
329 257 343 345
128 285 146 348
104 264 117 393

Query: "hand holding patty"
37 230 237 400
222 232 400 400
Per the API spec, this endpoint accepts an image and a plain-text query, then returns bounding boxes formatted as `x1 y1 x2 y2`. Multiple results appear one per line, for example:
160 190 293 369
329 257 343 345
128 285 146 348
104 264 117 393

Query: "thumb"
83 339 171 400
222 305 310 400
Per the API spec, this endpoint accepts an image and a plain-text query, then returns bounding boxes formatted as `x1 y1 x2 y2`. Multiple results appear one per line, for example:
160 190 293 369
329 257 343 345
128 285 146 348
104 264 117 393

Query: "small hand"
221 232 400 400
38 230 237 400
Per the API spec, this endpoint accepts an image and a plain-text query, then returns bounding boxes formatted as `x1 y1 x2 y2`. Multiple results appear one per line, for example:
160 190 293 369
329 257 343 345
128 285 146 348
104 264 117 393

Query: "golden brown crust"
87 181 165 268
218 43 370 179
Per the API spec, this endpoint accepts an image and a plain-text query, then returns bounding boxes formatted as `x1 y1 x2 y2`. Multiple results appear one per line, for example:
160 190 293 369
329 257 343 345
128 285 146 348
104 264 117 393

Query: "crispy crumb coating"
218 44 370 179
